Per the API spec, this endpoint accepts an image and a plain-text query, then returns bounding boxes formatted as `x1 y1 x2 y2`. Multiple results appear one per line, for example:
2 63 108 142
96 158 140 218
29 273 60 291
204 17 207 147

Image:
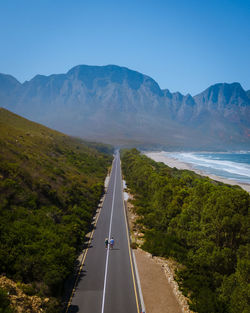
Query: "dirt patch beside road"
134 249 183 313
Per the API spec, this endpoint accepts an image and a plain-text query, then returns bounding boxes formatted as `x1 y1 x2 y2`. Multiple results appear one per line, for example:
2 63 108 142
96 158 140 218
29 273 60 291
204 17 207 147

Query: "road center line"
101 155 118 313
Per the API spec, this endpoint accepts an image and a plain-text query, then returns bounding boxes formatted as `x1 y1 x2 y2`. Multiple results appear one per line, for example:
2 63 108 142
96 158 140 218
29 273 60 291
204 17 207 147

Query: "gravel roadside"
134 249 183 313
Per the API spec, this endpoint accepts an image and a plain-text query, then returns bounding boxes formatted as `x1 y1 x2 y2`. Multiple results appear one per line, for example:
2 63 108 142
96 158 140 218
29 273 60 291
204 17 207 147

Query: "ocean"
163 151 250 184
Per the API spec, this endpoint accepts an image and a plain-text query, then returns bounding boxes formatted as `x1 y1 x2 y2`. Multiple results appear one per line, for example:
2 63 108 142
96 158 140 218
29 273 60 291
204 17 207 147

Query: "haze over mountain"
0 65 249 150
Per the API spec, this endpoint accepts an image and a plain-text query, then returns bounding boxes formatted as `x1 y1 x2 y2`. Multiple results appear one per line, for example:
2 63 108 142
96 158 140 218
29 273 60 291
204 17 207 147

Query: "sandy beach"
145 152 250 193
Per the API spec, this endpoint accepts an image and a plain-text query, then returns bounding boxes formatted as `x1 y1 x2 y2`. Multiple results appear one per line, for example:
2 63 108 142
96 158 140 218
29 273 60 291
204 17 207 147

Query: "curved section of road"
67 152 141 313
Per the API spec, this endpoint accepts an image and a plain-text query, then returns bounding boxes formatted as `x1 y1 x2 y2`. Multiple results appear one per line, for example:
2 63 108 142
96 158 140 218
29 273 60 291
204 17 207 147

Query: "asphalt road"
67 152 140 313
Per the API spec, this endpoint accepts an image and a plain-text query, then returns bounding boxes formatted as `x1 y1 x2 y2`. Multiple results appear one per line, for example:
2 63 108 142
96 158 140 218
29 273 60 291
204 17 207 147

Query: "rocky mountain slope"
0 65 249 149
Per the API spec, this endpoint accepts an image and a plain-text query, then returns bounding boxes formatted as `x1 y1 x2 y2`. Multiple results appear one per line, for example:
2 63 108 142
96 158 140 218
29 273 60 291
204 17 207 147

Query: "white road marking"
132 251 146 313
101 155 118 313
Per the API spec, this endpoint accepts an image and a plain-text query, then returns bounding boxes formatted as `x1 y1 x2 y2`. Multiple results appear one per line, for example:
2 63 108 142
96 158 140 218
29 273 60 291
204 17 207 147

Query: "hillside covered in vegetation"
121 149 249 313
0 108 113 312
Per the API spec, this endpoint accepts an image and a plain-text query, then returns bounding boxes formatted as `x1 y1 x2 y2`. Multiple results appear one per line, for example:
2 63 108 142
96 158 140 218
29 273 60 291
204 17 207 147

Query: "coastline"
145 152 250 193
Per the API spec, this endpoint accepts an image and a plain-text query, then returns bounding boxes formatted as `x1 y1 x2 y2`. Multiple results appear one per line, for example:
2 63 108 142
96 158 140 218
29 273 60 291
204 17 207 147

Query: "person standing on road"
110 237 114 249
105 237 109 248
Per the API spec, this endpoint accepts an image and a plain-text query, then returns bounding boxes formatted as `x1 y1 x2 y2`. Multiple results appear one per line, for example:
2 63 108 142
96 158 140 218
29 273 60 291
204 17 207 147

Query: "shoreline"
145 152 250 193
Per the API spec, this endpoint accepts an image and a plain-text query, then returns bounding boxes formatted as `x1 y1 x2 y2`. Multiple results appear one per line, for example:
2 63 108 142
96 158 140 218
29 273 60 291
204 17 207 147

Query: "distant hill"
1 65 249 149
0 108 112 310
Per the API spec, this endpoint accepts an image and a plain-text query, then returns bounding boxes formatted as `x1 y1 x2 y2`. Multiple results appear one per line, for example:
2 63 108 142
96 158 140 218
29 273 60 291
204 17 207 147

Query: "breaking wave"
165 152 250 183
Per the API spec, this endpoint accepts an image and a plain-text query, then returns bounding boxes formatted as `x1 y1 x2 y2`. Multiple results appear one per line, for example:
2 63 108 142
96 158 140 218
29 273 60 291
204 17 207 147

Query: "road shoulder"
134 249 190 313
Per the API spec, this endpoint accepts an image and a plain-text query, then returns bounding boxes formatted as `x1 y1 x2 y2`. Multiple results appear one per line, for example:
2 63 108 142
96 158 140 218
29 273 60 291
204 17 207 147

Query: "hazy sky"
0 0 249 95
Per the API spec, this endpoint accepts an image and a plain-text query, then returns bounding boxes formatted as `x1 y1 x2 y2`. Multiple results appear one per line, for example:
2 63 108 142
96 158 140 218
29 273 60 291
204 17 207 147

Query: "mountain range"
0 65 249 149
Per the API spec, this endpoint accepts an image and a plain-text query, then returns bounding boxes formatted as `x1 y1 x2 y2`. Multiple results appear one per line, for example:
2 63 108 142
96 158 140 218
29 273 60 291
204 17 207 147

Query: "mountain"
0 65 249 149
246 90 250 100
192 83 250 145
0 73 21 105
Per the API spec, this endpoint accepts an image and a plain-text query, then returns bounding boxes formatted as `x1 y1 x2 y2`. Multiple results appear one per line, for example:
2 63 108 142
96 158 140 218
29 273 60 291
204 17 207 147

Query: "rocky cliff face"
0 65 249 149
194 83 249 116
192 83 250 143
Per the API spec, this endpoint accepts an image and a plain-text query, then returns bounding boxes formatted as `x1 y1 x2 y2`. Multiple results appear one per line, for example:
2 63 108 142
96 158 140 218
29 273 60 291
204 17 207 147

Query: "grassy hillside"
121 149 249 313
0 108 113 312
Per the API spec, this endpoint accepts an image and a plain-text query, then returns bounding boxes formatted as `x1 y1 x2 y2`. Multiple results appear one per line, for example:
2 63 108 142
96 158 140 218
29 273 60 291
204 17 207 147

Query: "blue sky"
0 0 249 95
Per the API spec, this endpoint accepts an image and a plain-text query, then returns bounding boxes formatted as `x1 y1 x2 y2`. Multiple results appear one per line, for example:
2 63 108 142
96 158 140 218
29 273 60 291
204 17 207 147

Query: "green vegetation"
0 108 112 312
0 287 14 313
121 149 250 313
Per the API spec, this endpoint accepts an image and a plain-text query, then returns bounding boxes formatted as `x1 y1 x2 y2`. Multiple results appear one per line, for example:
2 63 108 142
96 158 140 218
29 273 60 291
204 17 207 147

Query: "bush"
0 288 14 313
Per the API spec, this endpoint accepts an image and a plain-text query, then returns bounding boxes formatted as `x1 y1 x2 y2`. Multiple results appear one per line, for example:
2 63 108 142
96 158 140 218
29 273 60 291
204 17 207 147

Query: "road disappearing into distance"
67 152 141 313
